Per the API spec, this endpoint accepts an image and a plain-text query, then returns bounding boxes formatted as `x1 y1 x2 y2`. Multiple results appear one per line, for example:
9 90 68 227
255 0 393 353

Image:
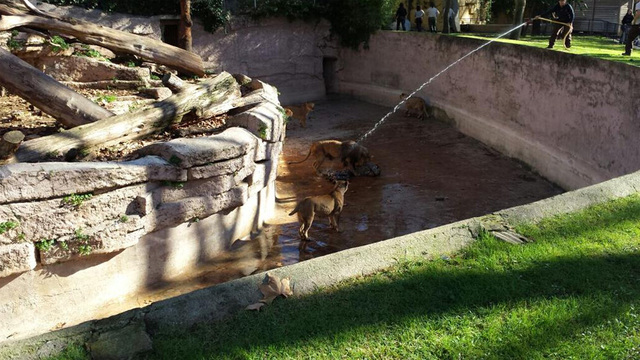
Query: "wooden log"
0 14 205 77
7 72 241 163
0 0 28 15
162 73 187 93
0 47 114 127
0 130 24 159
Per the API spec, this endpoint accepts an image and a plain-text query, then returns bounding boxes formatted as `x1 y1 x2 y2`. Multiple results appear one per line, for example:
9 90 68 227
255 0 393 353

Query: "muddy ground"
136 95 564 306
0 91 565 314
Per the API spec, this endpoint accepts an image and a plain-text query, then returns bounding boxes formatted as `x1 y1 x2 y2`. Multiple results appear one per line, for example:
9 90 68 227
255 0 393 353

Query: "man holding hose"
535 0 574 49
622 1 640 56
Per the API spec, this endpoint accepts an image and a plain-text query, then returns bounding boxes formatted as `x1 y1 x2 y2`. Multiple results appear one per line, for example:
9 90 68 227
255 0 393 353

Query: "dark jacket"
622 13 634 25
540 3 574 23
396 6 407 18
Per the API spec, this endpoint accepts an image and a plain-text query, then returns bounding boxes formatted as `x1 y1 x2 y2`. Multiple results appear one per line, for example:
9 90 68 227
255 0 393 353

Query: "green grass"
135 193 640 359
453 34 640 67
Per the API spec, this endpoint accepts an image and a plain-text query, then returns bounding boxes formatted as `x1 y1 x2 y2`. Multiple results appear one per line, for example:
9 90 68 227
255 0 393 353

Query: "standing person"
395 3 408 31
448 8 457 32
535 0 574 49
415 5 425 32
621 9 634 45
426 2 440 33
623 1 640 56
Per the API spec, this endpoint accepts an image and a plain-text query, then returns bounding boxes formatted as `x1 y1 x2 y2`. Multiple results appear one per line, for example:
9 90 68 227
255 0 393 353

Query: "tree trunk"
510 0 526 40
0 47 114 127
0 130 24 159
0 14 205 77
179 0 193 53
7 72 241 163
0 0 29 15
442 0 452 34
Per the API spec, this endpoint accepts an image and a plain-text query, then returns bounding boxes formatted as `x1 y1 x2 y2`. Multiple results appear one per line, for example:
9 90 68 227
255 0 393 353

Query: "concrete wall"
0 81 284 343
337 32 640 190
36 3 335 105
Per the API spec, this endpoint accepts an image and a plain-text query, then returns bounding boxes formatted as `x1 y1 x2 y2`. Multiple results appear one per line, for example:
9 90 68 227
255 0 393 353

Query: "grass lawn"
453 34 640 67
51 193 640 359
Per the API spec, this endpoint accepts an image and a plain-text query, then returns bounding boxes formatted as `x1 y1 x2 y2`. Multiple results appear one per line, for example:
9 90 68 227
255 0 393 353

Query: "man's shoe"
622 52 631 56
546 46 553 49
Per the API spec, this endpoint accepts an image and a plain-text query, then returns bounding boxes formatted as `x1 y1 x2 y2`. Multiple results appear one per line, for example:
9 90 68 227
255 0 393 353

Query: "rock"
0 243 36 278
139 87 172 100
87 321 152 360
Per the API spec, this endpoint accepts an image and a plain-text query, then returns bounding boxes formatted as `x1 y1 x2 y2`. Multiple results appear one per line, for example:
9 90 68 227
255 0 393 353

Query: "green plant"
58 240 69 251
74 228 90 242
126 60 136 67
168 155 182 166
77 244 92 256
258 124 268 139
7 38 22 51
0 221 18 234
163 181 185 189
62 193 93 208
78 148 91 157
50 35 70 52
35 239 55 252
17 233 26 241
94 94 117 104
119 215 129 223
150 74 161 80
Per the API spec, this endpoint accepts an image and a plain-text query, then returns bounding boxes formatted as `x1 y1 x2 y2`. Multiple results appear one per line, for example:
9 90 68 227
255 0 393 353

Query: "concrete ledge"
4 170 638 358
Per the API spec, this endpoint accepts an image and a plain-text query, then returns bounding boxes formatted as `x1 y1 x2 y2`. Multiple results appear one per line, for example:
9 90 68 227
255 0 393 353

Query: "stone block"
0 243 36 278
255 141 283 162
0 183 155 245
145 184 248 232
248 160 277 196
188 153 253 180
39 216 144 265
227 101 286 143
0 156 185 204
87 320 152 360
30 56 150 82
139 87 172 100
136 127 259 168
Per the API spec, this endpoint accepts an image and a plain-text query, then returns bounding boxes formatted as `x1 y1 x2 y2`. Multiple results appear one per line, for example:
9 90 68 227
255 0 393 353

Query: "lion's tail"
421 100 428 119
288 143 315 165
289 202 301 216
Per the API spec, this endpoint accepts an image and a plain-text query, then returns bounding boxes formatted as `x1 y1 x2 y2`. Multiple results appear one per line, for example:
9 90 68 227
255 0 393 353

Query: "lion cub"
400 93 429 120
288 139 371 173
289 180 349 241
284 102 315 127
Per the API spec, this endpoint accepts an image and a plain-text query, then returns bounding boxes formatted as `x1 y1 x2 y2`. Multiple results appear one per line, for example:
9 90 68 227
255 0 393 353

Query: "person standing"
415 5 425 32
395 3 408 31
535 0 574 49
621 9 634 45
623 1 640 56
426 2 440 33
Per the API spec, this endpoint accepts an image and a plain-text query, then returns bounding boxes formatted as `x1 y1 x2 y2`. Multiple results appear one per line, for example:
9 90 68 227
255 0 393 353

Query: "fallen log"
0 47 114 127
0 14 205 76
0 130 24 159
7 72 241 163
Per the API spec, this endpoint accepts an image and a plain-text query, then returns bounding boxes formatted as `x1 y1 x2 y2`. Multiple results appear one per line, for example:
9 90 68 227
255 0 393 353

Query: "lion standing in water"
288 140 371 173
289 180 349 241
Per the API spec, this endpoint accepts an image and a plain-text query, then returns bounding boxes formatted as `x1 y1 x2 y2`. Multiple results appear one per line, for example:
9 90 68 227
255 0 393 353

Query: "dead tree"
179 0 193 52
7 72 242 163
0 0 205 76
0 47 114 127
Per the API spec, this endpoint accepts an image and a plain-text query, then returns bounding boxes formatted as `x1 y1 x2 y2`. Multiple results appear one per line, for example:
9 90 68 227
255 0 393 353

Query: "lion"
289 180 349 241
400 93 429 120
284 102 315 127
288 139 371 173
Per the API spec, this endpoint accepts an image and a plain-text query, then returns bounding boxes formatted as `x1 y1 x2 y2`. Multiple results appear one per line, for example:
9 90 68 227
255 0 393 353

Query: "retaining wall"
0 79 285 343
337 32 640 190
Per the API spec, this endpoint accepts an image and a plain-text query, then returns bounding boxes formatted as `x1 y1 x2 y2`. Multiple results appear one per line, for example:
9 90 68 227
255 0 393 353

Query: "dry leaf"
258 273 294 304
246 302 266 311
280 278 293 297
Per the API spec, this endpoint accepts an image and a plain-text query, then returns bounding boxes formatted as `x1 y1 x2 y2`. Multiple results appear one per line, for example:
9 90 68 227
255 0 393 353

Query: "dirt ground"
149 95 565 304
0 91 565 314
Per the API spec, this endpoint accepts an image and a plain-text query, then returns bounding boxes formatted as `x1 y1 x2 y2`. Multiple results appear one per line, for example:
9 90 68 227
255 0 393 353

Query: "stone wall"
337 32 640 190
36 3 335 105
0 82 285 342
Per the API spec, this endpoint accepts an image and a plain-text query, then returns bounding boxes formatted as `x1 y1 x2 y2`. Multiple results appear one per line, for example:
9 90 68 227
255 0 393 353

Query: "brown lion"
400 93 429 120
284 102 315 127
289 180 349 241
288 139 371 173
